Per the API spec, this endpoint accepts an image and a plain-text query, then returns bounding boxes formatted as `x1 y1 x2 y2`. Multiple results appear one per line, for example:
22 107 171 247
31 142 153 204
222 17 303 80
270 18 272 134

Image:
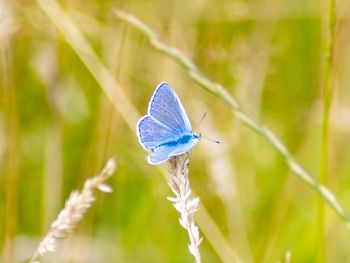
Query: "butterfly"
136 82 201 165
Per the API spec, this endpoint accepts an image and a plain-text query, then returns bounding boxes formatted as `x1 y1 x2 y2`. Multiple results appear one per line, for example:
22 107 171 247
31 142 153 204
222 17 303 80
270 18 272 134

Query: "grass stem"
29 158 116 263
167 155 202 263
318 0 337 260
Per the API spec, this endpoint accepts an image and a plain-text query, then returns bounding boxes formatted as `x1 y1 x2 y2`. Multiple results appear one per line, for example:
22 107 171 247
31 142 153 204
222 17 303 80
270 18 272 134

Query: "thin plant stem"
167 155 202 263
114 10 350 227
29 158 116 263
318 0 337 260
2 41 20 263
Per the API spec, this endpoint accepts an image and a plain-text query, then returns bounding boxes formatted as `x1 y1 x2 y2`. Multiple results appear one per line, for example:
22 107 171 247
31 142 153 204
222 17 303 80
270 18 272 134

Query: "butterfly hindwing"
148 133 200 164
148 144 178 164
148 82 192 133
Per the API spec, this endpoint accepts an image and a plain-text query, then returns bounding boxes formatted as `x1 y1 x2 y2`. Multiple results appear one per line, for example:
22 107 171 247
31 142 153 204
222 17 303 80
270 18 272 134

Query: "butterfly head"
193 132 201 141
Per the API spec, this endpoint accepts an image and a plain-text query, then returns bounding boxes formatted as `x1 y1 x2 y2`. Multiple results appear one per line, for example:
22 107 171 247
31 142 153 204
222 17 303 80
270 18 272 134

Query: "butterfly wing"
136 115 177 150
148 144 177 164
148 136 199 164
148 82 192 133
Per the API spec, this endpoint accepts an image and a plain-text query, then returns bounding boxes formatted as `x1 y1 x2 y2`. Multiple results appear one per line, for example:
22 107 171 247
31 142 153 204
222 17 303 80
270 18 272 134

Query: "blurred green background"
1 0 350 262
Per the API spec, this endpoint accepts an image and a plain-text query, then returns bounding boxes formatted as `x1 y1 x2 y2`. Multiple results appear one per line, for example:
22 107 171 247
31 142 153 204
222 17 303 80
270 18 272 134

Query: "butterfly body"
153 132 198 149
136 82 200 165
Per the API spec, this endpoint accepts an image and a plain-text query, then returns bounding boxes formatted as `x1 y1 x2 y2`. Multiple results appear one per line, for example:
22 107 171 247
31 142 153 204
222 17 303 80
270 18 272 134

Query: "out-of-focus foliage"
1 0 350 262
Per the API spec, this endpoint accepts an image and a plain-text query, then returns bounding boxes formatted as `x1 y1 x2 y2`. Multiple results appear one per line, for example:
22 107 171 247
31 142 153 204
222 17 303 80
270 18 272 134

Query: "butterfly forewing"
137 116 177 149
149 83 192 133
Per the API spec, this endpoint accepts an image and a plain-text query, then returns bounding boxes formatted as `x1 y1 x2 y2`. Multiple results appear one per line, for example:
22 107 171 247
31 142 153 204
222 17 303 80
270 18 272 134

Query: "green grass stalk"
1 44 20 263
318 0 336 260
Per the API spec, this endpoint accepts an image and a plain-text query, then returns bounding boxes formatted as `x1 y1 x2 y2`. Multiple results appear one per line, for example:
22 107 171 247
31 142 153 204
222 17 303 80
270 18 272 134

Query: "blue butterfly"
136 82 201 165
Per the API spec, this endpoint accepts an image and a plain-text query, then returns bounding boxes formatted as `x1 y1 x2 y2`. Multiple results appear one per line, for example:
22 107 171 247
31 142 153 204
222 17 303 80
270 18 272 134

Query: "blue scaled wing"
148 144 178 164
148 82 192 133
136 115 177 150
148 137 199 164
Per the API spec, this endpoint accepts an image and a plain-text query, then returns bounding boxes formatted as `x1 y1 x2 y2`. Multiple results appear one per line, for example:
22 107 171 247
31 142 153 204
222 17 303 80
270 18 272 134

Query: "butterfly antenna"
195 112 220 144
201 135 220 144
197 112 207 131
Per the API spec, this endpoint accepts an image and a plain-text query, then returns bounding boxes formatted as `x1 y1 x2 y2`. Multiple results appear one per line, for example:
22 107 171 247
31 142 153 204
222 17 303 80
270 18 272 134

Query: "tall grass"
318 0 337 260
1 0 350 262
